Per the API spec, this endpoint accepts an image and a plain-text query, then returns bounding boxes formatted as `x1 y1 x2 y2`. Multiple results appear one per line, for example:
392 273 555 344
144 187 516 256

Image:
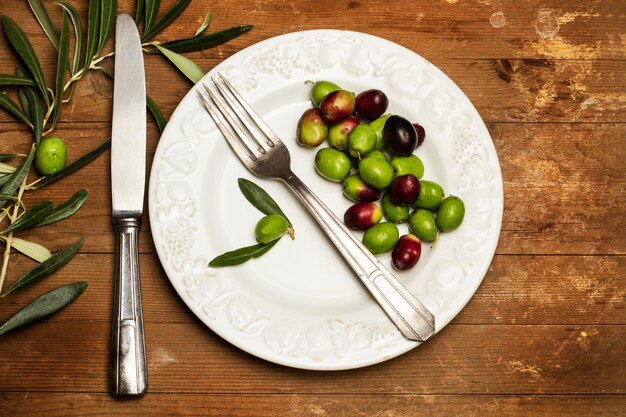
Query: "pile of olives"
297 81 465 271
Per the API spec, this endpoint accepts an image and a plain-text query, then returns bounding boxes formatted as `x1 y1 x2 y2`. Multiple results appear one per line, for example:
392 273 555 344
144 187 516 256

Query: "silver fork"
197 74 435 342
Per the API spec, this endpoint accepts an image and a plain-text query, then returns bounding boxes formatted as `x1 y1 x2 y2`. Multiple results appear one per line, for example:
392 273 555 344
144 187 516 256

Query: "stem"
90 51 115 68
0 175 28 293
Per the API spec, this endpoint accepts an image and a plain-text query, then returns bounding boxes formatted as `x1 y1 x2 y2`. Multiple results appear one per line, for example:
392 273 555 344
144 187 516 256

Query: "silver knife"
109 13 147 398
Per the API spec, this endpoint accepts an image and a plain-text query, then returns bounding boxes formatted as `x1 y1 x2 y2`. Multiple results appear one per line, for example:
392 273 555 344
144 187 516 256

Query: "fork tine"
196 89 257 162
217 73 280 147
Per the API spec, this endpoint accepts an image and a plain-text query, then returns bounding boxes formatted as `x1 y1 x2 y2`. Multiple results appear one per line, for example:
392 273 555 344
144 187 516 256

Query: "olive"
382 192 409 224
328 115 359 151
355 89 389 121
358 156 395 189
347 124 376 159
390 154 424 179
436 195 465 232
255 214 292 244
362 222 399 254
344 202 382 230
414 180 444 211
320 89 356 124
342 174 381 202
392 234 422 271
310 80 341 107
413 122 426 147
365 150 389 162
314 148 352 182
383 115 418 156
369 113 391 151
409 209 438 242
296 108 328 148
389 174 421 205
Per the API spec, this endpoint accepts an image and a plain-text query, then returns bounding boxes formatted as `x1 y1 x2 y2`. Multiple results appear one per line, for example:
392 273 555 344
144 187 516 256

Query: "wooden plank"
1 122 623 255
0 321 624 394
0 393 624 417
0 254 623 326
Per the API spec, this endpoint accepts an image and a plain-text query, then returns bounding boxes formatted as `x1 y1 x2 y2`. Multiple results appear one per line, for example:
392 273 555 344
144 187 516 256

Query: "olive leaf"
0 74 35 86
35 189 88 227
0 145 35 208
193 11 212 37
0 175 9 188
84 0 101 70
50 12 70 130
8 237 51 263
155 45 204 84
0 282 88 336
141 0 190 42
135 0 145 24
160 25 253 54
1 16 50 105
209 240 278 267
27 0 59 50
97 0 117 56
0 91 32 127
1 201 53 234
0 163 16 174
237 178 289 223
31 138 110 190
57 1 83 77
146 95 166 134
3 238 84 296
0 154 16 162
144 0 161 31
21 84 44 143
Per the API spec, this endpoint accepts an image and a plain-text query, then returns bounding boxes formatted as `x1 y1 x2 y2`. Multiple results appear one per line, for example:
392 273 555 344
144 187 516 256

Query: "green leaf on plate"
1 15 50 105
0 282 88 336
84 0 101 70
50 12 70 130
135 0 145 24
155 44 204 84
27 0 60 50
0 74 36 87
8 237 51 263
147 95 166 134
0 91 33 127
3 238 84 296
35 189 88 227
0 145 35 208
31 138 110 190
141 0 190 42
237 178 289 223
97 0 117 55
1 201 54 234
144 0 161 31
208 240 278 267
160 25 253 54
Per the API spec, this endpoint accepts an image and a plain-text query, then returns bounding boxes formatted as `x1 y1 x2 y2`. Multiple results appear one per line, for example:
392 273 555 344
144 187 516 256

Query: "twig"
0 175 28 293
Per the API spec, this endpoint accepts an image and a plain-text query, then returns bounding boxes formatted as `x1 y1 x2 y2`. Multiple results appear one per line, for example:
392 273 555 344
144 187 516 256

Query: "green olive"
436 195 465 232
255 214 291 244
381 192 409 224
362 222 399 254
369 113 391 151
414 180 445 211
390 154 424 179
347 124 377 159
365 150 389 162
310 80 341 107
409 209 438 242
314 148 352 182
358 156 394 189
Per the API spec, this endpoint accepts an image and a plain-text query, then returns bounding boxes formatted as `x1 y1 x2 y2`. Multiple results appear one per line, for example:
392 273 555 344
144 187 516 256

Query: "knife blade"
109 13 147 398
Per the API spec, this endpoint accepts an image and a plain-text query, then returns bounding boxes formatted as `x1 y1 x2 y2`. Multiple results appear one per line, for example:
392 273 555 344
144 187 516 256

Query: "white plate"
148 30 503 370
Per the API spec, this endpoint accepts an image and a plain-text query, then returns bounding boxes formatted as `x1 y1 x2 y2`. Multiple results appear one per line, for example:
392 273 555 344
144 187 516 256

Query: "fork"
197 74 436 342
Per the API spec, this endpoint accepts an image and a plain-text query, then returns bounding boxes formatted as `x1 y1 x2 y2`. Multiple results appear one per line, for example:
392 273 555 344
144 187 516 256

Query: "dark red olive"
413 122 426 147
355 89 389 121
383 115 418 156
320 89 356 124
389 174 421 205
344 202 383 230
342 174 382 202
392 234 422 270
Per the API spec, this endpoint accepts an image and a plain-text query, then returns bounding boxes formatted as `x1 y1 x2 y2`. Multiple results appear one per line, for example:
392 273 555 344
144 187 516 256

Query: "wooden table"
1 1 624 415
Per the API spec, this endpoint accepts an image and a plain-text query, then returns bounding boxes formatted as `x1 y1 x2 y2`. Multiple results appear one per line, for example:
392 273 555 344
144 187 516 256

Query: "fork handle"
283 174 435 342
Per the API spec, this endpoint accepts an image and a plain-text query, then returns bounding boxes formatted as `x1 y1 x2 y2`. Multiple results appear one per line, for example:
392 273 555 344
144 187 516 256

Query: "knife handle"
110 217 147 397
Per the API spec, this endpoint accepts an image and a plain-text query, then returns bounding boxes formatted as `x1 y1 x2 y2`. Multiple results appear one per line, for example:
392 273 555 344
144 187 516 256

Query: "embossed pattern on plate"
148 30 504 370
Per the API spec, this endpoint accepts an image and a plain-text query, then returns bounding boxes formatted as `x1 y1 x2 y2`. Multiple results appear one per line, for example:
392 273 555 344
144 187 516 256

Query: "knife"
109 13 147 398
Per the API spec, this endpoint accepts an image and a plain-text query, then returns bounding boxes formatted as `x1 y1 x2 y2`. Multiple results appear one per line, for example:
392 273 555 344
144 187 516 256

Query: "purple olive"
413 122 426 148
355 89 389 121
389 174 421 205
383 115 418 156
392 234 422 271
344 202 383 230
320 89 356 124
